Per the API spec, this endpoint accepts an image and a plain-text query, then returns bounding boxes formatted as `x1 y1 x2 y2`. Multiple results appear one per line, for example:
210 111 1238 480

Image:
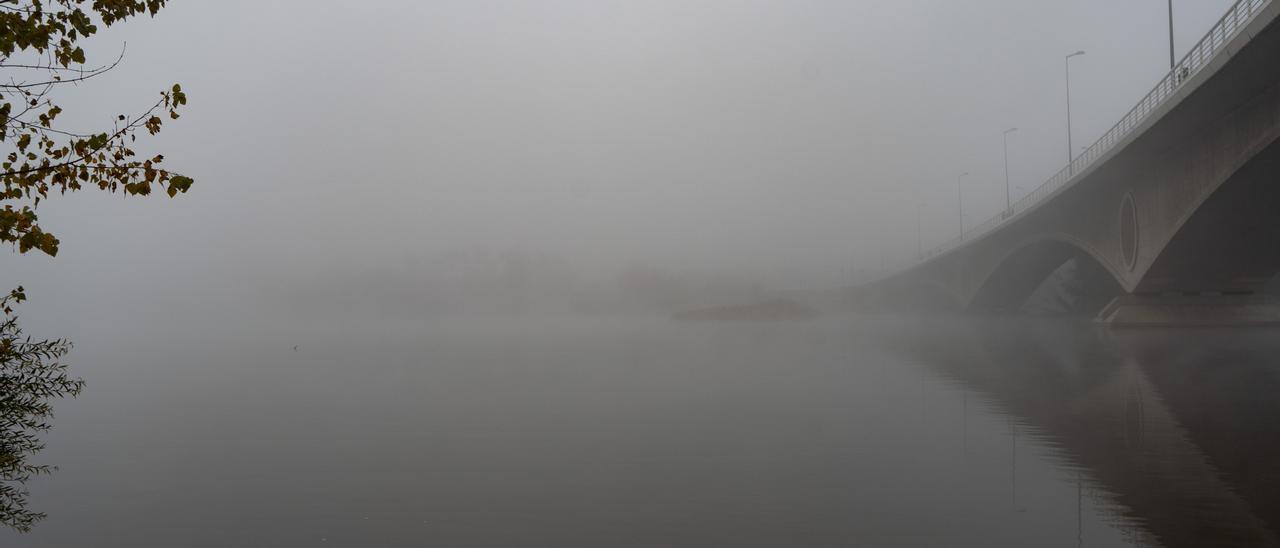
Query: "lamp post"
1167 0 1176 70
1002 127 1018 216
957 172 970 239
915 200 924 258
1065 50 1086 173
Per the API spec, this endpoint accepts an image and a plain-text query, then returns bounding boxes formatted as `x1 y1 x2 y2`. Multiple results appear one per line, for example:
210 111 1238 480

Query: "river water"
4 313 1280 547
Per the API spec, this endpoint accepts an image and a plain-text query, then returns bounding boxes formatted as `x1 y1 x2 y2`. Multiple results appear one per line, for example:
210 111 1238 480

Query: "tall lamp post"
1167 0 1176 70
915 200 924 259
957 172 970 239
1002 127 1018 216
1065 50 1086 173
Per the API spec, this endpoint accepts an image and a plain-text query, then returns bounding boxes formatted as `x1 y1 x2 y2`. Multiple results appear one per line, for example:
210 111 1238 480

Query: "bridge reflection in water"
885 320 1280 547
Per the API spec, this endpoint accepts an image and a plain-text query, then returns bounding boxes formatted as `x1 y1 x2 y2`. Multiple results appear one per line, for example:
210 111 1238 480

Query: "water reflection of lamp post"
1065 50 1086 172
1011 419 1018 509
1077 471 1084 545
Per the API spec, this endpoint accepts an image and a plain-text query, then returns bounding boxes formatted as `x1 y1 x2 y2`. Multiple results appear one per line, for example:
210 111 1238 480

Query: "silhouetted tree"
0 288 82 532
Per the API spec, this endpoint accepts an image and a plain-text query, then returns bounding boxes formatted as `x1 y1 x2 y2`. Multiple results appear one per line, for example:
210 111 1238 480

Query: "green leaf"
167 175 194 197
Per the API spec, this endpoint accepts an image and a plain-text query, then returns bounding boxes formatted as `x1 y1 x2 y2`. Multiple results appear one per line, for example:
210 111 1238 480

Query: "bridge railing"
907 0 1273 267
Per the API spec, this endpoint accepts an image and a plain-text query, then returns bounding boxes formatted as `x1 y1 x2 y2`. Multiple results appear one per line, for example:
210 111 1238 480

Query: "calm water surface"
5 313 1280 546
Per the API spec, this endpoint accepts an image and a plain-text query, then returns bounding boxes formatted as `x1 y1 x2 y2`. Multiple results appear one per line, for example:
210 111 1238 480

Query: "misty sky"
4 0 1240 312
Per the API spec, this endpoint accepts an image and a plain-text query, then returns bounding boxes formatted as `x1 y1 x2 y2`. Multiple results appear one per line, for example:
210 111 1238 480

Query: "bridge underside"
1136 136 1280 296
981 252 1124 315
968 242 1123 314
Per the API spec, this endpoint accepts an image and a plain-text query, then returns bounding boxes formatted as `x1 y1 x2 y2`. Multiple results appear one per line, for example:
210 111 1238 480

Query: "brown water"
4 314 1280 547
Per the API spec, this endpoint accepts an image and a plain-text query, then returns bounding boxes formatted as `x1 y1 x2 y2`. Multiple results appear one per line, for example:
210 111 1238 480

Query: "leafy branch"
0 0 191 257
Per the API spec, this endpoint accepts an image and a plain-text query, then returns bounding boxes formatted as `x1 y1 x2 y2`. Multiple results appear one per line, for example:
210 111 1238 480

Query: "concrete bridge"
848 0 1280 325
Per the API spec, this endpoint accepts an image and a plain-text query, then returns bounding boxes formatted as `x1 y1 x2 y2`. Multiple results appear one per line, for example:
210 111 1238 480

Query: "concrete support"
1096 293 1280 327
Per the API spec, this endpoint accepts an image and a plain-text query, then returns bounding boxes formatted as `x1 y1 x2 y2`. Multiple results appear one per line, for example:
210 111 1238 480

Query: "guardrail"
906 0 1273 268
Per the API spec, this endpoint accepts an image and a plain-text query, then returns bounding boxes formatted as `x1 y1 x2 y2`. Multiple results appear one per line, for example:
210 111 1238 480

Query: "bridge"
845 0 1280 325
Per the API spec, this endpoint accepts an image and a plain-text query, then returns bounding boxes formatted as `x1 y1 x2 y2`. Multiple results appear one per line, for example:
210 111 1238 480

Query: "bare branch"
0 47 125 90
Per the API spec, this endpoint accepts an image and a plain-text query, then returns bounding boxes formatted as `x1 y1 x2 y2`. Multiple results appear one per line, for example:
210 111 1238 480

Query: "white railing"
907 0 1273 267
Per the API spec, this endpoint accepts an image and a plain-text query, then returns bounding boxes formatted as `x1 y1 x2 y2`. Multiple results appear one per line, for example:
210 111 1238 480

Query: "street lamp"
915 200 924 259
1002 127 1018 216
1065 50 1086 173
1167 0 1176 70
957 172 970 239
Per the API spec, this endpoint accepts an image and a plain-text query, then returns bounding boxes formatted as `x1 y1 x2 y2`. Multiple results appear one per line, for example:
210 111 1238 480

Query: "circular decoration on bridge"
1120 192 1138 271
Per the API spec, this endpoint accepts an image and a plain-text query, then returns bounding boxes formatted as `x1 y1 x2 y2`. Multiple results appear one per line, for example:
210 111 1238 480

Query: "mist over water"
3 306 1280 547
4 1 1280 546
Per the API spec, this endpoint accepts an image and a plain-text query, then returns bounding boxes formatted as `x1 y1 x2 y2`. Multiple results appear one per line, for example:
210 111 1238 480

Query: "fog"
2 0 1241 324
11 2 1280 546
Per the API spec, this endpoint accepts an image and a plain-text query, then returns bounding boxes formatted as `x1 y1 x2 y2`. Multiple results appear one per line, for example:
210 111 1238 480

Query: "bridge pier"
1096 293 1280 327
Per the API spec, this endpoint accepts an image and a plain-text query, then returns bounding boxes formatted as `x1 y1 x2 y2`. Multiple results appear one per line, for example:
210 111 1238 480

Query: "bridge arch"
1132 136 1280 295
965 235 1124 313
